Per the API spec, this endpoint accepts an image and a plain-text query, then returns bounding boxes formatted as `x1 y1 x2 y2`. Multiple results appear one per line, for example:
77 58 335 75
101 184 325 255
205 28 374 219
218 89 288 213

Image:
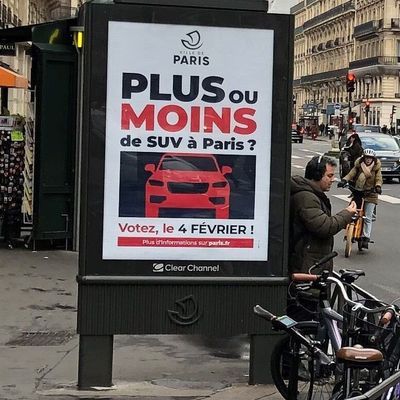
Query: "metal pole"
366 84 369 124
348 92 352 127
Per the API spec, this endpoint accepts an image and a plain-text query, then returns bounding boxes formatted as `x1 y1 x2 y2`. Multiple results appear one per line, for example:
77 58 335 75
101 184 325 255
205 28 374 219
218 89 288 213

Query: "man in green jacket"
289 156 357 274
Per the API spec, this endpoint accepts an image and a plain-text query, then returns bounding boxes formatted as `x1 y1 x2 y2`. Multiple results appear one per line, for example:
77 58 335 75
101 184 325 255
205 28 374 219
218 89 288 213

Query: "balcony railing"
354 19 382 39
301 67 348 84
303 0 355 31
349 56 400 69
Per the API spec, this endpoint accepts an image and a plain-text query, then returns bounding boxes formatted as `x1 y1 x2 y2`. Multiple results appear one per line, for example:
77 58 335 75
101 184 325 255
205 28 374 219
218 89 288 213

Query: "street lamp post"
364 74 372 124
311 85 318 121
334 79 342 129
292 94 296 124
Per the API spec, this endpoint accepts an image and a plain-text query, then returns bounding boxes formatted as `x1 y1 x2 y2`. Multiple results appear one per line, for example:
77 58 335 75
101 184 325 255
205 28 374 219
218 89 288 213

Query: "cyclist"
338 148 383 249
289 156 356 274
339 133 363 177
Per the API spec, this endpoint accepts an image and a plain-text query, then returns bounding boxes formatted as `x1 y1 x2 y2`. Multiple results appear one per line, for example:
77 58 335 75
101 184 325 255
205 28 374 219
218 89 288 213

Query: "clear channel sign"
77 0 293 388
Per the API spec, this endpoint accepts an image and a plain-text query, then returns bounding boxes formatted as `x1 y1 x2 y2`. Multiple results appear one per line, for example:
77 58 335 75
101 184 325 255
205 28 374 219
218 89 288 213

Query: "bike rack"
345 370 400 399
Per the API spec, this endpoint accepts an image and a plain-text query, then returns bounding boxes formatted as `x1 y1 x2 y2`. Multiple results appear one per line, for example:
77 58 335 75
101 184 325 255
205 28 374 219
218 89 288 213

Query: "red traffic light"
347 73 356 82
346 72 356 93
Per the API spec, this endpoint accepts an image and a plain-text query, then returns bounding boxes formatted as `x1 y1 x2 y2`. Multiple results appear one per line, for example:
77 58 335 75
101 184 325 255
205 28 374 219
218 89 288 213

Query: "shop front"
0 20 77 250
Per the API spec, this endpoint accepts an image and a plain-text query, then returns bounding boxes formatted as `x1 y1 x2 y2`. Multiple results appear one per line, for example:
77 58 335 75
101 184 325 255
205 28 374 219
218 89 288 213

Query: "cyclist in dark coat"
289 156 356 274
344 133 363 167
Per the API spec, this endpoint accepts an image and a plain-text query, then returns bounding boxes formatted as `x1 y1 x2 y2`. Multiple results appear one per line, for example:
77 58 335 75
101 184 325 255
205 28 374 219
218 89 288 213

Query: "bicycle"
254 305 335 400
254 303 399 400
343 184 376 258
270 256 400 399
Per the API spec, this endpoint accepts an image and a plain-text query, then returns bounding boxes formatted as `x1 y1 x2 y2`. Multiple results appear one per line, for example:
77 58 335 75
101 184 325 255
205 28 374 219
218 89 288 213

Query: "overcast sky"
270 0 299 13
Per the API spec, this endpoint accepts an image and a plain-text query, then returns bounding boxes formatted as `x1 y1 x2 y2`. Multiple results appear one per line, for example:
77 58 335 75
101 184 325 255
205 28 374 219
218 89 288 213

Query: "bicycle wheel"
271 324 337 400
345 224 354 258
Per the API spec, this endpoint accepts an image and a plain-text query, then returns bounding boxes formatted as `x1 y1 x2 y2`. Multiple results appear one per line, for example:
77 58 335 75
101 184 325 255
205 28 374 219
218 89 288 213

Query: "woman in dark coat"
344 133 364 167
339 133 364 177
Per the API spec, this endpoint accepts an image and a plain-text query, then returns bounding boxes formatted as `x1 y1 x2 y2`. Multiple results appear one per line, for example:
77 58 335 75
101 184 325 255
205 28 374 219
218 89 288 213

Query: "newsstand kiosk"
77 0 294 388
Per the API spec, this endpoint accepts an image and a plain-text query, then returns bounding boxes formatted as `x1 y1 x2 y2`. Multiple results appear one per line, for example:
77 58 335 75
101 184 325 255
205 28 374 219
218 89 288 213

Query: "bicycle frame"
345 370 400 400
353 199 365 240
342 183 376 257
320 302 343 351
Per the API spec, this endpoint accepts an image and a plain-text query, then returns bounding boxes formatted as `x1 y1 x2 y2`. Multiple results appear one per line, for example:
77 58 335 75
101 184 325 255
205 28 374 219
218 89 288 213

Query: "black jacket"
289 176 353 274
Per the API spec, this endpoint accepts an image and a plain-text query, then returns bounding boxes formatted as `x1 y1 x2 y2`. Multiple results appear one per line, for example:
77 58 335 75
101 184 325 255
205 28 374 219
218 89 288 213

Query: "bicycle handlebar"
327 276 388 313
308 251 338 273
292 270 389 312
253 305 276 321
253 305 333 365
343 182 376 195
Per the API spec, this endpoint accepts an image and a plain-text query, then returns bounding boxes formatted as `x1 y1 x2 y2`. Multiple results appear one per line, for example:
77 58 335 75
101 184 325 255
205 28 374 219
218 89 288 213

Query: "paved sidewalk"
0 246 283 400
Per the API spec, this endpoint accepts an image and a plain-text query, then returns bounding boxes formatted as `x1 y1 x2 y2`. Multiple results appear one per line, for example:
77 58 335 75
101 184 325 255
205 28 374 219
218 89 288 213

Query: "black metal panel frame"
78 3 293 280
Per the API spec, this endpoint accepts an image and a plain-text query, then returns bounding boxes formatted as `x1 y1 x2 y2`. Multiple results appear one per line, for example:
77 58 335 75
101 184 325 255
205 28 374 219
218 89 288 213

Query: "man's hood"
291 175 324 197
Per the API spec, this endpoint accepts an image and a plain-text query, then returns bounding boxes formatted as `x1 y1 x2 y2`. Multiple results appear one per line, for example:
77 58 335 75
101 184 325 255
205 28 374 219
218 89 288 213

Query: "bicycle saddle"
336 346 383 363
339 269 365 283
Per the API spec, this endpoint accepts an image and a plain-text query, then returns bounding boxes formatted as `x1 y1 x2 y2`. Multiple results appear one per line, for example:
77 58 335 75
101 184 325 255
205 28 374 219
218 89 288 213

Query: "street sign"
0 41 16 56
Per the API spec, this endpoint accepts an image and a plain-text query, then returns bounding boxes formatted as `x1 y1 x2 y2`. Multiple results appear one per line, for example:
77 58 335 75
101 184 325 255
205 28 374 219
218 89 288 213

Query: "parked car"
291 128 303 143
144 153 232 218
393 135 400 148
356 133 400 182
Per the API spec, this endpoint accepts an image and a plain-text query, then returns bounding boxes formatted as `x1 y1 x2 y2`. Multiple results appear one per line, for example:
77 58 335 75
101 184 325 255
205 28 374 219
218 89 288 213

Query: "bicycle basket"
342 301 399 355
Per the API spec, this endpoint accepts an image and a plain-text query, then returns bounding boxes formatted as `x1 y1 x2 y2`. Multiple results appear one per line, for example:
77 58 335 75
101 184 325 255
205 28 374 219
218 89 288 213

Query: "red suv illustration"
144 153 232 219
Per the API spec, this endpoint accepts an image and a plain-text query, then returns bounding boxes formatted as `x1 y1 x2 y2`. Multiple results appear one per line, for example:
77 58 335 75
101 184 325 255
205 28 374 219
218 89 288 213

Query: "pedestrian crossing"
292 164 305 170
333 194 400 204
298 149 324 156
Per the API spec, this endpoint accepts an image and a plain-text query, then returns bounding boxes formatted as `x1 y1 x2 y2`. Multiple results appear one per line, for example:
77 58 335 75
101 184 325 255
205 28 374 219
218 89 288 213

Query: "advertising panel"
103 21 273 261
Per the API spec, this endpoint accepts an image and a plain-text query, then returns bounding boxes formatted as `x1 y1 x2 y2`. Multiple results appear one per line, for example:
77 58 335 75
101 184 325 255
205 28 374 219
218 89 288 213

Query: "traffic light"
346 72 356 92
392 105 397 115
348 112 356 129
365 101 370 114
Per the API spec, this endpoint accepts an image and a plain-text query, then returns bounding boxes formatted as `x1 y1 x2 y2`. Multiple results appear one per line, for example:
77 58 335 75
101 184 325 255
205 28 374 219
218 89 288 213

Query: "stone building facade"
292 0 400 131
0 0 79 115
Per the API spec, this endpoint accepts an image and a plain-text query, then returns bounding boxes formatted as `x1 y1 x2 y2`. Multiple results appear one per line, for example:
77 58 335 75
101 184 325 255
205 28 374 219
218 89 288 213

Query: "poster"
103 21 273 261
